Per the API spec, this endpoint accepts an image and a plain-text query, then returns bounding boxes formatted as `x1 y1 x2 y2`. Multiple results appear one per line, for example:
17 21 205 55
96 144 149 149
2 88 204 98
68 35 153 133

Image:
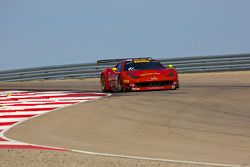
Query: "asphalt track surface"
1 71 250 167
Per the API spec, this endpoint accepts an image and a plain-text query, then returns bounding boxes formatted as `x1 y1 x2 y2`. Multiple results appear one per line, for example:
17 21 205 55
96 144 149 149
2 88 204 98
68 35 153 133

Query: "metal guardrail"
0 54 250 82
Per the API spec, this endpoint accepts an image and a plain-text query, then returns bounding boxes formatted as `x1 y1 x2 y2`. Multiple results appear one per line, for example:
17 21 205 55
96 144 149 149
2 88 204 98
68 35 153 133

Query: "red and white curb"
0 90 109 150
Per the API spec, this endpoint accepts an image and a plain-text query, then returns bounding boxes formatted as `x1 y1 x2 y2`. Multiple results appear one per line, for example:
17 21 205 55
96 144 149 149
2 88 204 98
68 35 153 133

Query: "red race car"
100 58 179 92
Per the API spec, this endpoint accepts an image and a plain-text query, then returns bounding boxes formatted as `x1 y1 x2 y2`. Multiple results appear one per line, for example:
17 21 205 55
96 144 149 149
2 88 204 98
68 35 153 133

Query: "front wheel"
176 80 180 89
101 74 108 92
117 76 126 92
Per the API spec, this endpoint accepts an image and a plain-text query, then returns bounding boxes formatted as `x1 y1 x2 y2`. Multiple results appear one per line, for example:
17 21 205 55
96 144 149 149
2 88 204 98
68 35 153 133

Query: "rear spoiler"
97 57 153 64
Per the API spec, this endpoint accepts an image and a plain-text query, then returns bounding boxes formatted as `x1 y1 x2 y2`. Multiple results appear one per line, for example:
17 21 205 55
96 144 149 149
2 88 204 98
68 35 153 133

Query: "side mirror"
168 64 174 68
112 67 117 72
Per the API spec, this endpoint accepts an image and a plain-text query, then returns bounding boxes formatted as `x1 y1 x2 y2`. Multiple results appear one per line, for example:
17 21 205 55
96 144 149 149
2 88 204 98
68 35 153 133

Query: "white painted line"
1 101 50 105
0 91 27 94
0 125 11 130
0 118 26 122
16 99 78 102
0 101 22 104
0 97 100 101
0 141 24 145
1 105 70 110
49 97 102 100
34 91 67 94
8 94 68 98
0 98 10 100
0 111 48 116
18 99 54 101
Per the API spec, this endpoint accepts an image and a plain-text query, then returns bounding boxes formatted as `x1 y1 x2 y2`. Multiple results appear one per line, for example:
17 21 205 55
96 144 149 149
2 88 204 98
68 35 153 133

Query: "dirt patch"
0 149 217 167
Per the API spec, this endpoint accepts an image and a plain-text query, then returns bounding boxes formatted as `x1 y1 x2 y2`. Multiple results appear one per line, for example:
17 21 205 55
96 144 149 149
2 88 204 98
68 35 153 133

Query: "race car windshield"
124 61 165 71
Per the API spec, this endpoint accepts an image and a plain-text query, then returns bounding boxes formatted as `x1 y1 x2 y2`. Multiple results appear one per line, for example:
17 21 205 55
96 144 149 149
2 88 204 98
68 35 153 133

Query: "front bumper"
125 80 178 91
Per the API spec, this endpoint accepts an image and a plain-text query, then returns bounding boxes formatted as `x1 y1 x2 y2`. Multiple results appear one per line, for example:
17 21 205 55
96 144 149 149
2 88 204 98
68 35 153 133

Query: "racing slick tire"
101 74 108 92
176 81 180 89
118 76 126 92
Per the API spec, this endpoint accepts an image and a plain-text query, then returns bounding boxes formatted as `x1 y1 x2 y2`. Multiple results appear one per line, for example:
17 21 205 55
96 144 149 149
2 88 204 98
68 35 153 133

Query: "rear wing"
97 57 153 64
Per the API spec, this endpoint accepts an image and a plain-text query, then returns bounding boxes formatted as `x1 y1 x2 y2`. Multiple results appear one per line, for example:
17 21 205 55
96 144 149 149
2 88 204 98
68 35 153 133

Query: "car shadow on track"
111 89 188 97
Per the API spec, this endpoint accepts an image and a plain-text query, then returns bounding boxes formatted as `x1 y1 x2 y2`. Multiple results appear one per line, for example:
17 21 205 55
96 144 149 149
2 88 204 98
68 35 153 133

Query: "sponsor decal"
140 73 160 77
150 76 158 80
133 59 150 63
